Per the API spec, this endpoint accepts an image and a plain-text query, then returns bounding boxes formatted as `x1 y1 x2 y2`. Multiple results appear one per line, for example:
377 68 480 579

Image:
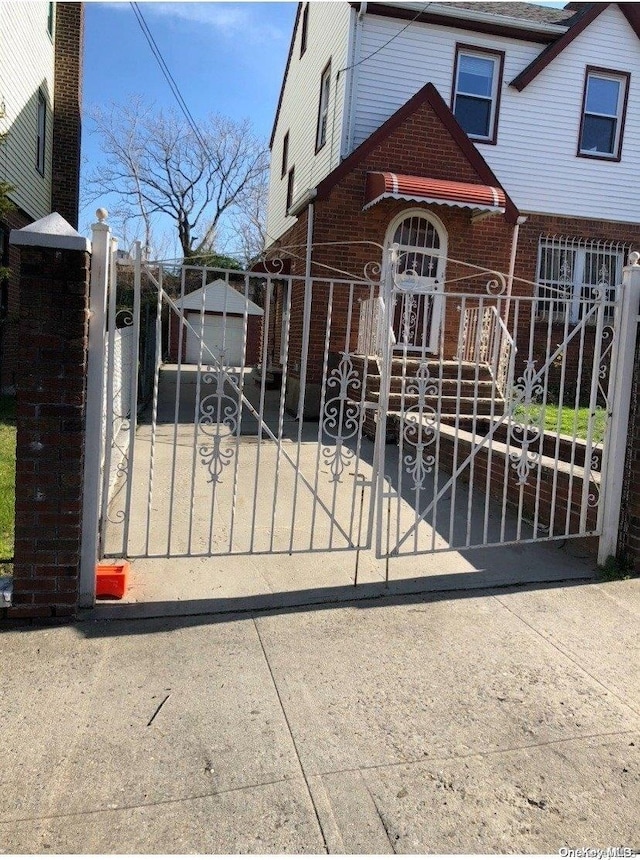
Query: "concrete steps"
350 353 506 439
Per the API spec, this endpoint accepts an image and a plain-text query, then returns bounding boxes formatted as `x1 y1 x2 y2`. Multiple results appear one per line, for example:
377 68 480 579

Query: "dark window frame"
36 90 46 175
286 166 295 214
0 224 9 320
300 3 309 57
315 59 332 154
577 65 630 162
451 43 505 145
47 2 54 37
281 130 289 178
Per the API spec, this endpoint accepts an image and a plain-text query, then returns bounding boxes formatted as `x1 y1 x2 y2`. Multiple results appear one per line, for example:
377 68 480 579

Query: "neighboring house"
264 1 640 412
0 2 83 390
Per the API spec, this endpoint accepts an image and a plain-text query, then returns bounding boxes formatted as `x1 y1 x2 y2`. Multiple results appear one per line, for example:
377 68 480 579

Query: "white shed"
173 279 264 366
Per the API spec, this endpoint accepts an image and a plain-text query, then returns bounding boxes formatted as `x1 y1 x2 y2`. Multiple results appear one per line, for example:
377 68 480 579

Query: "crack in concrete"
251 615 329 854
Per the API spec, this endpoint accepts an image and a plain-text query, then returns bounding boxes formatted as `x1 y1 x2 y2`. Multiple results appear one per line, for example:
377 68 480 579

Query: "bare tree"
88 97 268 260
228 173 268 267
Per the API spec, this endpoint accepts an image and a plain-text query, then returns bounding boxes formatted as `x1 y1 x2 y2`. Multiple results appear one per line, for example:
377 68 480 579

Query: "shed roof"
176 279 264 316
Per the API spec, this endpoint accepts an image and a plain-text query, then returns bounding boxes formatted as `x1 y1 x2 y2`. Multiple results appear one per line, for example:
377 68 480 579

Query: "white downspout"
295 202 314 420
505 215 527 325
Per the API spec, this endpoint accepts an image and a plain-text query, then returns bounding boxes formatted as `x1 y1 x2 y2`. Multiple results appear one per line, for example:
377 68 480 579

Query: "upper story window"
300 4 309 57
47 2 54 37
316 61 331 152
36 91 46 175
286 166 295 214
578 67 629 160
452 45 503 144
281 130 289 178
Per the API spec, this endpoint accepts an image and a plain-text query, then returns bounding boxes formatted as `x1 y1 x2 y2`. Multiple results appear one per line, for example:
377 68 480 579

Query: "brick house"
0 2 83 391
264 2 640 412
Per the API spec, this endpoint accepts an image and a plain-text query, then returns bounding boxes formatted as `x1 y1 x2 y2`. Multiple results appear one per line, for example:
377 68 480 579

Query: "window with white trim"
315 61 331 152
452 46 502 142
36 91 46 175
579 68 629 159
535 236 628 324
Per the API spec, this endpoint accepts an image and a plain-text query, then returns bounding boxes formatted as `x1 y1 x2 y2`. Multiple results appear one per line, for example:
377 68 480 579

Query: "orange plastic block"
96 562 130 600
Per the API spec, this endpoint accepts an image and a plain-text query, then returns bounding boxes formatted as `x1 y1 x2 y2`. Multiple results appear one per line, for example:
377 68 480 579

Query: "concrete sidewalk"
1 578 638 853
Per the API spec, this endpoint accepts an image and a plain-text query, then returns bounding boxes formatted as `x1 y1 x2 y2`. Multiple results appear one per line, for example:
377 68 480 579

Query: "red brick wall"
618 329 640 571
4 245 89 620
51 2 83 228
432 428 598 537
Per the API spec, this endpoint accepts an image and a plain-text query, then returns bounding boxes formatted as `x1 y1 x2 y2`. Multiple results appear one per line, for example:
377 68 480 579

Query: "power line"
339 2 432 76
129 1 432 264
129 3 210 156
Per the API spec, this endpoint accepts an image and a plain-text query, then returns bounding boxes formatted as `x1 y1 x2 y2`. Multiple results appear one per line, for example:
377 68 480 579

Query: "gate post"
6 214 91 619
78 213 111 607
598 253 640 565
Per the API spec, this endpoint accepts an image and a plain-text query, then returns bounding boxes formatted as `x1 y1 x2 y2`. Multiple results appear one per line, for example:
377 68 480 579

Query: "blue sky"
81 1 297 251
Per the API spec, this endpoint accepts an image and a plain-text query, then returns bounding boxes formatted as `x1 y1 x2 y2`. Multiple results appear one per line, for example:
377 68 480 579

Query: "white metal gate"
96 241 627 582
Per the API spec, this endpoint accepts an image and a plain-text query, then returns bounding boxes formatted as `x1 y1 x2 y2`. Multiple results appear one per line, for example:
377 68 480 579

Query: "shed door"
185 313 245 365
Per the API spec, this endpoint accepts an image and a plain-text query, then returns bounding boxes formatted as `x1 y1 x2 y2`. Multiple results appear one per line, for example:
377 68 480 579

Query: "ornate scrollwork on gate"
401 293 418 345
509 360 544 486
402 361 439 491
199 358 240 484
322 352 361 483
363 260 381 282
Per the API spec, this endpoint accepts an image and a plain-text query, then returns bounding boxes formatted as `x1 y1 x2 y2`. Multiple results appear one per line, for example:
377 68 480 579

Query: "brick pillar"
5 239 90 619
51 2 84 229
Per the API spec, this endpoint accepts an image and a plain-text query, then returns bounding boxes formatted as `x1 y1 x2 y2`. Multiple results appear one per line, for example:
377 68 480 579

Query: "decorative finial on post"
96 208 108 223
629 250 640 267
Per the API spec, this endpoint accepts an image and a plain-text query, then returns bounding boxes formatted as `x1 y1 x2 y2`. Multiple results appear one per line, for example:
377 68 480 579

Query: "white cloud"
137 3 285 44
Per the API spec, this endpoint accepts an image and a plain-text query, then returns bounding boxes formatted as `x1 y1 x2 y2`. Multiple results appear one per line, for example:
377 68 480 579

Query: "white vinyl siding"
0 2 55 220
351 4 640 224
266 1 352 243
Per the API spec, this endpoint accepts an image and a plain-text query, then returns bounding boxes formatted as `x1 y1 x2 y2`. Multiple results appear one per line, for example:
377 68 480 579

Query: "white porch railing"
457 304 516 397
357 295 395 355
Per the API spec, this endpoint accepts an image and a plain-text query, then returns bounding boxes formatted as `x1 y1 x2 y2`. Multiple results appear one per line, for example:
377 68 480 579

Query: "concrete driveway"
1 577 638 853
99 365 602 616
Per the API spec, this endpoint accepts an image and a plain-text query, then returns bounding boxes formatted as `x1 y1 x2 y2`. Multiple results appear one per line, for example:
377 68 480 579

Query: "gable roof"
447 2 577 26
314 81 519 223
511 3 640 90
359 2 573 42
176 280 263 316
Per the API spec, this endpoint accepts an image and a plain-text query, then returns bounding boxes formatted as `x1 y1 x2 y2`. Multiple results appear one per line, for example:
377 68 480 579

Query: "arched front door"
385 209 447 354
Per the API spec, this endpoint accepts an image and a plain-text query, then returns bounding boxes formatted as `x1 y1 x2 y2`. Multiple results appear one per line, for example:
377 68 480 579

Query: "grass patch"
513 404 607 440
0 394 16 565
